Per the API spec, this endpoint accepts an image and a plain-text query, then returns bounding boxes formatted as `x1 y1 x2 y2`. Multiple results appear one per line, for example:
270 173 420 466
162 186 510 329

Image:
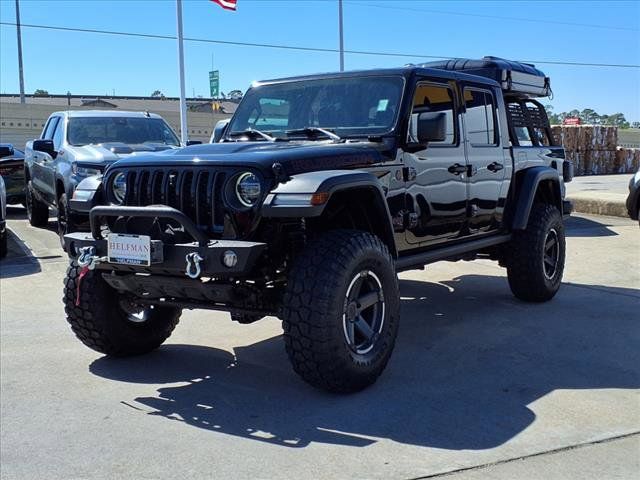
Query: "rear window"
67 117 180 147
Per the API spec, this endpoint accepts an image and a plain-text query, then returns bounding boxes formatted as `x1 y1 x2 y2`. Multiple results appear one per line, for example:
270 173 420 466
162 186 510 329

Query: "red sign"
563 117 581 125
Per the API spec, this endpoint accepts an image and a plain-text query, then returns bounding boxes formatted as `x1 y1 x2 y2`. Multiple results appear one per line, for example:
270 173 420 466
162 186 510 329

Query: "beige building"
0 94 236 148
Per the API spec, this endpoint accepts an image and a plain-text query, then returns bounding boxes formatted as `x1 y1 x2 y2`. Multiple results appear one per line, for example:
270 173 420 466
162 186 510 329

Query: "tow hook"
77 246 107 271
185 252 204 279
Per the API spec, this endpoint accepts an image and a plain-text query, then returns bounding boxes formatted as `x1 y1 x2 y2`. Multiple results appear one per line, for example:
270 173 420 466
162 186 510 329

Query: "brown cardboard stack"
615 147 640 173
550 125 628 175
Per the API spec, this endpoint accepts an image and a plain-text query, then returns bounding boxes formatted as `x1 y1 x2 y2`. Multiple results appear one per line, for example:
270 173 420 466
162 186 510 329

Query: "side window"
43 117 59 140
409 83 456 145
464 89 498 146
52 119 64 150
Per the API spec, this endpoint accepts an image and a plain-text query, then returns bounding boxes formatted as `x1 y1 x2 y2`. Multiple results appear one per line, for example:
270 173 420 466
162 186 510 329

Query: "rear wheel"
506 203 565 302
282 230 400 393
63 262 181 356
26 180 49 227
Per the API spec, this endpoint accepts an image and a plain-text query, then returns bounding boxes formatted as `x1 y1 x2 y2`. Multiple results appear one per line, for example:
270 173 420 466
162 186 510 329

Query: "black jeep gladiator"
63 57 573 393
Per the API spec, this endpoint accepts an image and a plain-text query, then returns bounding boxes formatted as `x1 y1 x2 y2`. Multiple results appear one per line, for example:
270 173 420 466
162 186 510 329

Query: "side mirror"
416 112 447 143
33 139 56 158
0 144 14 158
212 119 230 143
186 140 202 146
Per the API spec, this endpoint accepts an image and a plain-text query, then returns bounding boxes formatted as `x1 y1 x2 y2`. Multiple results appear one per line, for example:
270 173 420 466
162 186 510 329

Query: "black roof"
255 66 501 88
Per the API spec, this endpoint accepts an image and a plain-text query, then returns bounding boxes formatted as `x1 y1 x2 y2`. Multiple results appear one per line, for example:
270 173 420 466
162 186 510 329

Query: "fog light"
222 250 238 268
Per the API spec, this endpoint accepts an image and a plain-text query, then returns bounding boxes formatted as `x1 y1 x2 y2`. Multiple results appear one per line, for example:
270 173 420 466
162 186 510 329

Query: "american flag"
210 0 237 11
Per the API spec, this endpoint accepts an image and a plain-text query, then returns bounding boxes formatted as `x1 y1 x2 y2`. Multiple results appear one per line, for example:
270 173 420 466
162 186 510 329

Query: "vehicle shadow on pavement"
0 230 41 278
89 275 640 450
564 215 619 237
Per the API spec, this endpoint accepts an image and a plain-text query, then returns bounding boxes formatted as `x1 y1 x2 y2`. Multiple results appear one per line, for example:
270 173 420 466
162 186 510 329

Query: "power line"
347 1 640 32
1 21 639 69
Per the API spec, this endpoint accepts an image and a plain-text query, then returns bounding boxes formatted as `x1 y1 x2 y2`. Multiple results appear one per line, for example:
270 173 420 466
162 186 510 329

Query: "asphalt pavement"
1 207 638 480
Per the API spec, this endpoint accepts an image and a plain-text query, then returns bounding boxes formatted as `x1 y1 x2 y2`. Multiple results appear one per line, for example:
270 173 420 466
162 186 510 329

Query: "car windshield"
67 117 180 147
228 75 405 139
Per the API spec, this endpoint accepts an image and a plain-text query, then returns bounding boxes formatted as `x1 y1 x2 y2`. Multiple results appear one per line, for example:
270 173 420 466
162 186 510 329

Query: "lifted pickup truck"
24 110 183 247
63 57 572 393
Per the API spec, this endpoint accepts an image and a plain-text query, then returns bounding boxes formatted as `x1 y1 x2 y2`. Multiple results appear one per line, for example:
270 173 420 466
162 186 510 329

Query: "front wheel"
57 193 76 250
281 230 400 393
506 203 566 302
63 263 181 356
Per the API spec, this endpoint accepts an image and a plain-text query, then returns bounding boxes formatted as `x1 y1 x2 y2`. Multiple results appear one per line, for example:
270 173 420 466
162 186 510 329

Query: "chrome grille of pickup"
116 168 228 234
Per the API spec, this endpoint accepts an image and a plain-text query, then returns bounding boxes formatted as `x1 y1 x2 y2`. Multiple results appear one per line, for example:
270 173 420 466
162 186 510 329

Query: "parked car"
63 57 572 393
0 144 25 206
24 111 182 247
626 169 640 225
0 176 7 258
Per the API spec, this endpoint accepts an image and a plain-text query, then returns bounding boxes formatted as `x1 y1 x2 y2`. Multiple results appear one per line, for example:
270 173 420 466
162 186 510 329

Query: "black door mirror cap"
186 140 203 146
33 139 56 157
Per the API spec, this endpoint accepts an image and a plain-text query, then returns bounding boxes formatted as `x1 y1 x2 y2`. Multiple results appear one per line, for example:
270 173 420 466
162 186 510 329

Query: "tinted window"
229 76 404 138
67 117 180 146
465 89 497 145
409 83 456 145
43 117 59 140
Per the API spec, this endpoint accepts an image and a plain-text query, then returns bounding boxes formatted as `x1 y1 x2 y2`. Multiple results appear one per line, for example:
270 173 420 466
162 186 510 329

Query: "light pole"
15 0 25 104
338 0 344 72
176 0 188 145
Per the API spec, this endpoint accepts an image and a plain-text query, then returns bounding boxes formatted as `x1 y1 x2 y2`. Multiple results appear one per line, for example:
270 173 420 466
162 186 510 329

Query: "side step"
395 234 511 272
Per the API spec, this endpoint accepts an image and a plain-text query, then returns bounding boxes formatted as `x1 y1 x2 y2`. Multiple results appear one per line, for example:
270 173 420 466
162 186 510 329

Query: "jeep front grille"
115 168 228 234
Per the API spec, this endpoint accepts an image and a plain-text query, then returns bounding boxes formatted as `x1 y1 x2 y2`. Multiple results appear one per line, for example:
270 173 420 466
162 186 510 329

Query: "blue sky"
1 0 639 120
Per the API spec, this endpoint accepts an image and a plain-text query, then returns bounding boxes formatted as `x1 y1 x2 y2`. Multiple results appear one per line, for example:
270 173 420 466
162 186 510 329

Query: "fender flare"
261 169 397 256
510 166 562 230
67 175 104 213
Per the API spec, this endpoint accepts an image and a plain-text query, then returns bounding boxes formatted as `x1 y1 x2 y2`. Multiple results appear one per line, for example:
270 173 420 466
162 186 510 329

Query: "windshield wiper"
227 128 277 142
285 127 342 142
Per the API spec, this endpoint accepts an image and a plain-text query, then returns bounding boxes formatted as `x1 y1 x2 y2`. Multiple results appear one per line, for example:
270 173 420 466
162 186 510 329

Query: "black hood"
99 142 175 154
111 140 397 177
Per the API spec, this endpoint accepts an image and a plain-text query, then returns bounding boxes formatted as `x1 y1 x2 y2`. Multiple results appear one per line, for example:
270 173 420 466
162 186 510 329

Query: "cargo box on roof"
420 56 551 98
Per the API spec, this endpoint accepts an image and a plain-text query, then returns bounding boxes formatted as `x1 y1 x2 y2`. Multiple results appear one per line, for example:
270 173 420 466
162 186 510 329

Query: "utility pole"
338 0 344 71
15 0 25 104
176 0 188 145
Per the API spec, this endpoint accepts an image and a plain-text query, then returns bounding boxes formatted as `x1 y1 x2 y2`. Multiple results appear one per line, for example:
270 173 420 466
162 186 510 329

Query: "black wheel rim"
342 270 385 354
543 228 560 279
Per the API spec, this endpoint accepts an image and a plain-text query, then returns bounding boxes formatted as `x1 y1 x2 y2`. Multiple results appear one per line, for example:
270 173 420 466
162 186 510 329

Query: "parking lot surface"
1 208 638 479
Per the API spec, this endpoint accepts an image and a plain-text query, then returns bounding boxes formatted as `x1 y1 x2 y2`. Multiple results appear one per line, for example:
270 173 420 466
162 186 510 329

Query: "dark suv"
62 57 573 392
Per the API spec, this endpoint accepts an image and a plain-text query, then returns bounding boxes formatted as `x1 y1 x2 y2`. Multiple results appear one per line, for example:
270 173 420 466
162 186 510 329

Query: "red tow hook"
75 265 90 307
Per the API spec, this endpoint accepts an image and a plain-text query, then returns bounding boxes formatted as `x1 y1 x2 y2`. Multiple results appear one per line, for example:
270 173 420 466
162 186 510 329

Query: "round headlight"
235 172 261 207
112 172 127 204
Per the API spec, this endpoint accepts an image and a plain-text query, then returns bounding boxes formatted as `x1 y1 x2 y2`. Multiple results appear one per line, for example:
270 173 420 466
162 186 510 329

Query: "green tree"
33 89 49 96
151 90 164 98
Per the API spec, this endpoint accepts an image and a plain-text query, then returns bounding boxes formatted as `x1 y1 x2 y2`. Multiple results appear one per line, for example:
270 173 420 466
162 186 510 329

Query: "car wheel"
63 262 181 356
506 203 565 302
281 229 400 393
26 180 49 227
57 193 75 250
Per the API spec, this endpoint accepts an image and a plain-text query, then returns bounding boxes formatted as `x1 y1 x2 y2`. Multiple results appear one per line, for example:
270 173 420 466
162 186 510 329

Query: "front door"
32 116 59 203
461 85 507 234
403 81 468 245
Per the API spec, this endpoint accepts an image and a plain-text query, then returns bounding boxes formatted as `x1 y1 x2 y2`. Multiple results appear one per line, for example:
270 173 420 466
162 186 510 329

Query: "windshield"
228 75 405 139
67 117 180 147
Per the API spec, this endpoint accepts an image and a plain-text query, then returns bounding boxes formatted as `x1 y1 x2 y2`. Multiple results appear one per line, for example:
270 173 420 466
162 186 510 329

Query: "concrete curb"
566 192 628 218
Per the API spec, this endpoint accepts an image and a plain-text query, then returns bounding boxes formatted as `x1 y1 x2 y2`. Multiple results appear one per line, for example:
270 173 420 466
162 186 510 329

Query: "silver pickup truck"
24 110 186 247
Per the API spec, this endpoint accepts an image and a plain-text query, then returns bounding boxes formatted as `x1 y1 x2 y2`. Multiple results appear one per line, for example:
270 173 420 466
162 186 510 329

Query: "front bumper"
64 205 266 277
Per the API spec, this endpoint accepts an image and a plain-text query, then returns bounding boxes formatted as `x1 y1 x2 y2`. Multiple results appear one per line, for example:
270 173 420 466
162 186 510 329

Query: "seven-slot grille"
114 167 228 234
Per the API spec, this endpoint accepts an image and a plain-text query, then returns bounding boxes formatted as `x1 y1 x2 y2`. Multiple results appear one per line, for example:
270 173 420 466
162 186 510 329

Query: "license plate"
107 233 151 266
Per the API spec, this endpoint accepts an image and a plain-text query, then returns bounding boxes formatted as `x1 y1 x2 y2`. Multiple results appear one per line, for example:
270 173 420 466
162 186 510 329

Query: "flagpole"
338 0 344 71
15 0 26 104
176 0 188 145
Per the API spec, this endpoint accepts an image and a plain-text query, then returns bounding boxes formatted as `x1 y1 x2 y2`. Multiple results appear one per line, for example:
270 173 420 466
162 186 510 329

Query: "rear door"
461 85 508 234
403 80 468 245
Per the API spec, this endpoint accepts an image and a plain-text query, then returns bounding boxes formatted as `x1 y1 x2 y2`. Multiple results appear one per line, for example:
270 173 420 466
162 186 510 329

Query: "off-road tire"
63 262 181 356
506 203 565 302
26 180 49 227
282 230 400 393
56 193 75 251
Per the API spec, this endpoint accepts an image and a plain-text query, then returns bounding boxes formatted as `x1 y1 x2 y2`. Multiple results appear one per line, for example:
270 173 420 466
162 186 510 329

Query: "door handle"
448 163 467 175
487 162 504 172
